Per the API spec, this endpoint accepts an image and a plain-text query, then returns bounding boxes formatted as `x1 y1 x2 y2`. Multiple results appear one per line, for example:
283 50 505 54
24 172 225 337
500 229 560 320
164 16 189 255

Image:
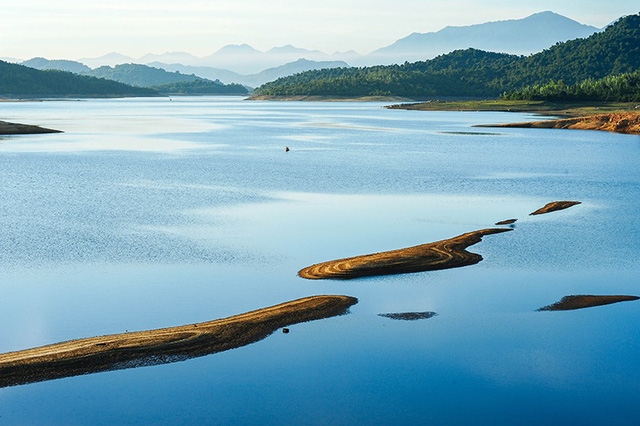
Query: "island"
298 228 511 280
0 295 357 388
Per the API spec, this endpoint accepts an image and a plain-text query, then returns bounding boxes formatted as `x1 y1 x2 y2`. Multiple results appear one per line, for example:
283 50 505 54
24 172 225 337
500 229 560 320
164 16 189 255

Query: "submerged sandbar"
379 312 438 321
298 228 511 280
537 295 639 311
0 295 357 388
0 120 62 135
530 201 581 215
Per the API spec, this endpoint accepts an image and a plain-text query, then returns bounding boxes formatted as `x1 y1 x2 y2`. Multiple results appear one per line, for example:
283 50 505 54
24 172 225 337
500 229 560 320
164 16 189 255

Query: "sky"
1 0 637 60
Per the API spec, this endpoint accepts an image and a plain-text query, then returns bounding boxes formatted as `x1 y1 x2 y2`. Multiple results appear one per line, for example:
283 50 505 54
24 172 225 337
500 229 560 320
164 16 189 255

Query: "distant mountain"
83 63 250 94
138 51 201 65
56 12 602 77
247 58 349 87
87 63 202 87
145 63 246 85
253 13 640 99
0 60 157 98
79 52 136 68
0 57 21 64
21 57 92 74
149 58 349 87
198 44 348 74
366 11 600 64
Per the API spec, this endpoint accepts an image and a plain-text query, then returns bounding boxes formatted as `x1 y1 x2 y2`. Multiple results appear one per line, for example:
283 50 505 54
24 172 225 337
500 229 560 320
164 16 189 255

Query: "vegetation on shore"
253 14 640 101
386 99 640 117
502 71 640 102
151 79 248 95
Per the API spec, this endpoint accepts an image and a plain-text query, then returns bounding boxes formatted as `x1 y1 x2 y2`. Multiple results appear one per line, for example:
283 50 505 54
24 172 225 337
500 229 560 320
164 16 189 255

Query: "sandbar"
379 312 437 321
0 120 62 135
298 228 511 280
537 295 639 311
0 295 357 388
530 201 581 215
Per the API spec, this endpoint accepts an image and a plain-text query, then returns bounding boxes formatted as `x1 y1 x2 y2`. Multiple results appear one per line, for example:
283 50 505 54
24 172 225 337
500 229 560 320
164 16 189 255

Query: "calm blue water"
0 97 639 425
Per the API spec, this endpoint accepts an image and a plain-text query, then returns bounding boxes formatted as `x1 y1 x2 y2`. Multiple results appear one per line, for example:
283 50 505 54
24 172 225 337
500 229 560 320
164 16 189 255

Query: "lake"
0 97 639 425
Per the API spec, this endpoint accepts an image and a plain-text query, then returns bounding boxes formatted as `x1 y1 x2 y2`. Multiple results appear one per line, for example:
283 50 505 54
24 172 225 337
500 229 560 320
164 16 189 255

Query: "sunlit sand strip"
530 201 581 215
537 295 639 311
298 228 512 280
0 295 357 388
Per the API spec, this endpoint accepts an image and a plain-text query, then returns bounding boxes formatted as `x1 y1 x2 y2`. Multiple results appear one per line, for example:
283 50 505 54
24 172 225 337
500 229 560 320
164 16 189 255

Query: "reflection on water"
0 97 639 425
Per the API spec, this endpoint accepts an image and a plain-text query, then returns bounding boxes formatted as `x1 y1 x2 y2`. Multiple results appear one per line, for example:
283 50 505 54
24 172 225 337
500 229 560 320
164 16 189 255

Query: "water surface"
1 97 639 425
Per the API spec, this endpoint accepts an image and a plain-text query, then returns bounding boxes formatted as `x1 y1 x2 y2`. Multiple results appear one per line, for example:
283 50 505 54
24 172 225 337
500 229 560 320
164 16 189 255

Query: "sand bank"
480 112 640 135
298 228 511 280
530 201 581 215
0 120 62 135
538 295 639 311
0 295 357 388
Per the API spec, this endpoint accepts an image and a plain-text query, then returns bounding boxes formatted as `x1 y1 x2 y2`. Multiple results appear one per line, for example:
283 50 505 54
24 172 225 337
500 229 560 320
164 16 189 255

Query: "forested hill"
0 60 158 97
254 13 640 99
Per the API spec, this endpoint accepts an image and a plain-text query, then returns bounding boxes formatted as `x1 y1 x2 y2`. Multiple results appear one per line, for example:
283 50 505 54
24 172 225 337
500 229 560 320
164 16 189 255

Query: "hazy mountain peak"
214 44 261 55
368 11 600 65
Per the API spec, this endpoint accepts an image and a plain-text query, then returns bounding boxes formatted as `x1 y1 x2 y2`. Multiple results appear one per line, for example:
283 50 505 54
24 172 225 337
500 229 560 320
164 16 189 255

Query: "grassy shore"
247 94 415 102
385 100 640 117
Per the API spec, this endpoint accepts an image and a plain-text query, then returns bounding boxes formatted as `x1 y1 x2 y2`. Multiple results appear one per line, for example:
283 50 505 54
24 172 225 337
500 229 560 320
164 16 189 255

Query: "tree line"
0 60 158 97
254 14 640 101
501 71 640 102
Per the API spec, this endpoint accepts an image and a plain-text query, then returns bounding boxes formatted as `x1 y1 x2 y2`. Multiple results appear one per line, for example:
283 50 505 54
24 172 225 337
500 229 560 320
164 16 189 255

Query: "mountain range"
253 13 640 99
16 11 602 89
369 11 600 64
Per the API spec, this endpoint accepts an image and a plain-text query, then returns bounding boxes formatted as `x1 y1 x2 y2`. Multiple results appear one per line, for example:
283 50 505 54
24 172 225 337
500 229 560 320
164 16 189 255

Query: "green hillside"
254 13 640 99
87 64 249 94
88 63 201 87
0 60 158 98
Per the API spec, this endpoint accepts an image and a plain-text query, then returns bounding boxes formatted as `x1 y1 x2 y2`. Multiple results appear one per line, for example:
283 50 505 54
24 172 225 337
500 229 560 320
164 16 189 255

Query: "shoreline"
477 112 640 135
247 94 416 102
384 99 640 117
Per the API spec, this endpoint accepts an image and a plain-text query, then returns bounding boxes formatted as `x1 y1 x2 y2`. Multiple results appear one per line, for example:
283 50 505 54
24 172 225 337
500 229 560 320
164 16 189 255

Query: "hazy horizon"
2 1 636 62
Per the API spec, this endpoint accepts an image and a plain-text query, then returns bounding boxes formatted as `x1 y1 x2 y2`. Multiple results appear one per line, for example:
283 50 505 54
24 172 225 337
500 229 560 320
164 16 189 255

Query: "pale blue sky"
1 0 636 60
